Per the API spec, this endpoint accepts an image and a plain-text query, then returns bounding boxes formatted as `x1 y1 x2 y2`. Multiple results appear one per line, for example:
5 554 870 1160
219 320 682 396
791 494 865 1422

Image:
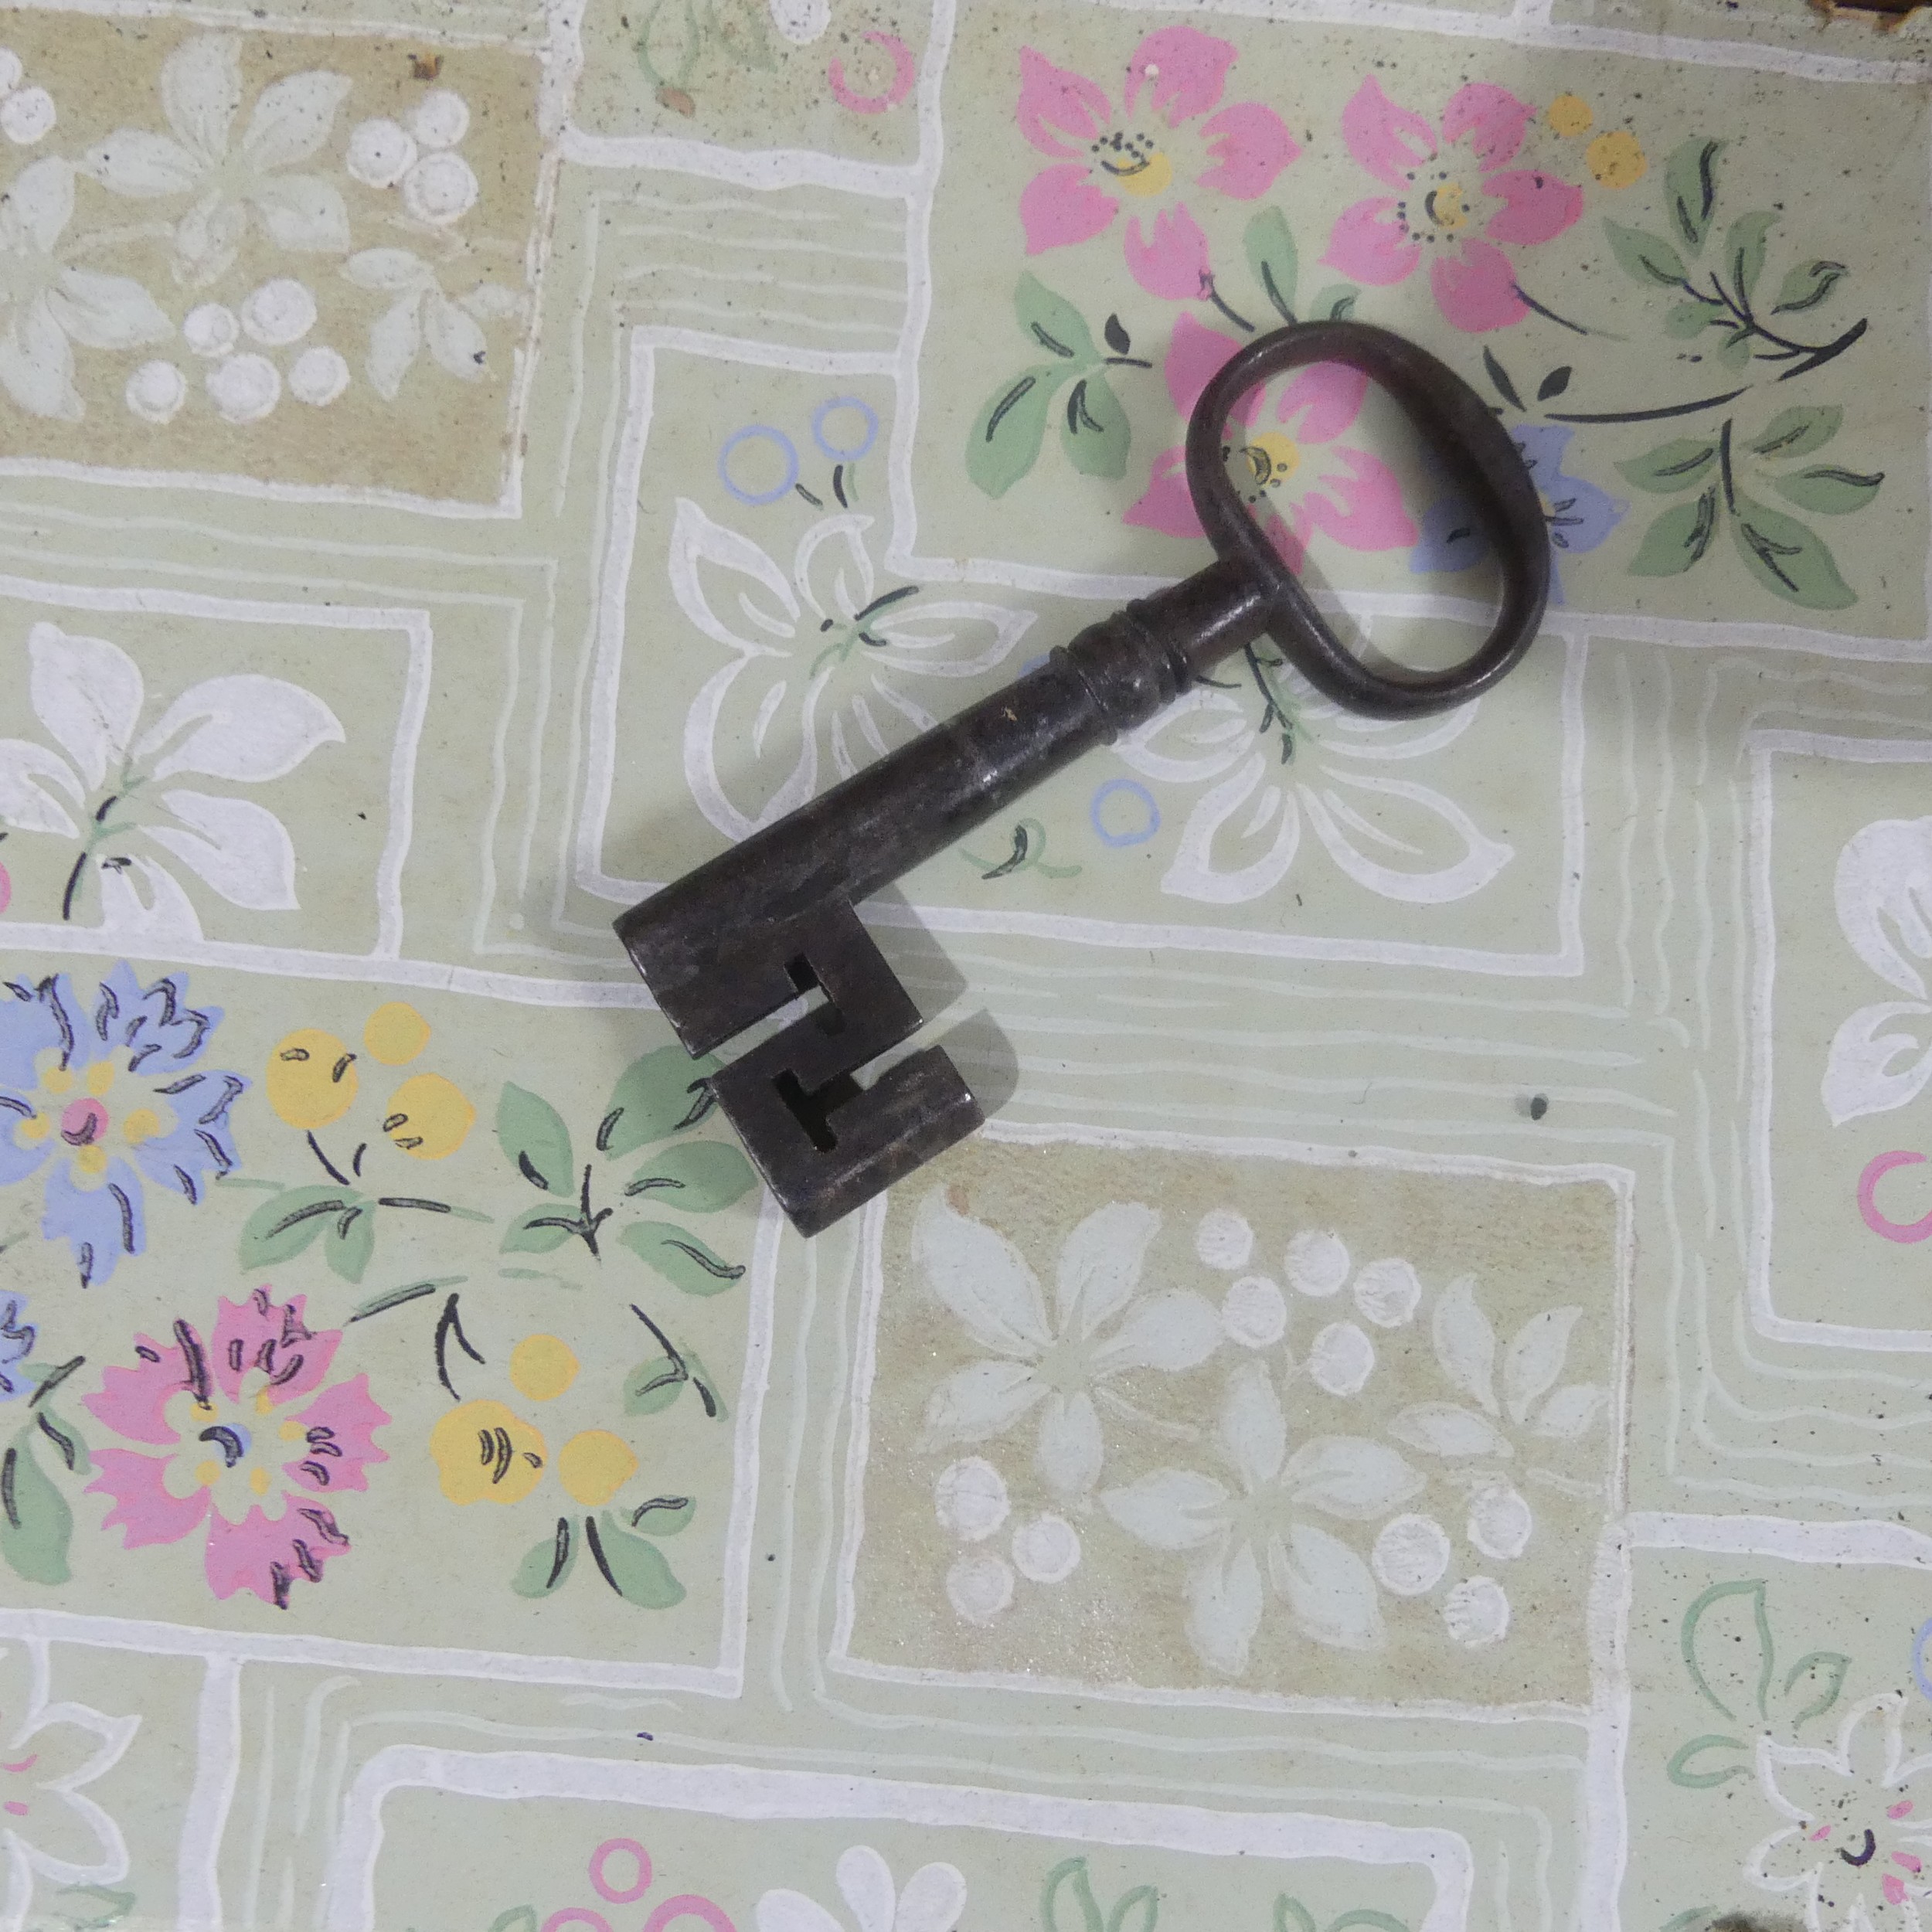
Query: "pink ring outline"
1859 1150 1932 1243
641 1896 736 1932
590 1838 653 1905
828 32 915 114
542 1913 614 1932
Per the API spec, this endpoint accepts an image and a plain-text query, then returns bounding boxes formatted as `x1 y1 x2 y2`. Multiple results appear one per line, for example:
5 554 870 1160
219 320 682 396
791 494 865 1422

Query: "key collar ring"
1183 319 1551 720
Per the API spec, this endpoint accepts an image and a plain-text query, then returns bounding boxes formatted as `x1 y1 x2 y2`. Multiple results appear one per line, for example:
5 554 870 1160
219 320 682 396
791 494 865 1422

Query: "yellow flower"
267 1029 358 1129
363 1002 431 1066
1587 129 1645 189
557 1430 638 1507
383 1073 475 1160
430 1400 548 1506
510 1335 580 1403
1547 93 1594 137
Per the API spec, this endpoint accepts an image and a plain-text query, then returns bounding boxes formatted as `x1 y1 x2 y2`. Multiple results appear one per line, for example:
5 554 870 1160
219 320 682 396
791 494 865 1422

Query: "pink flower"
1016 26 1298 301
83 1287 388 1608
1320 77 1583 333
1125 315 1418 571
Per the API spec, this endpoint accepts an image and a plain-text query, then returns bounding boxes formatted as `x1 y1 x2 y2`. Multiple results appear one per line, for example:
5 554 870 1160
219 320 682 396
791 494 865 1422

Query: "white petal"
46 267 171 350
1035 1389 1103 1498
1431 1274 1498 1413
1352 1257 1421 1328
0 87 55 145
1270 1522 1385 1651
1532 1383 1606 1440
1221 1275 1287 1349
1300 771 1512 905
1835 816 1932 998
173 193 249 287
0 736 81 835
4 155 73 249
137 673 342 782
402 149 478 226
1306 1321 1375 1399
162 34 241 161
29 622 142 787
1194 1208 1254 1271
755 1892 845 1932
126 358 187 423
1386 1403 1513 1460
1285 1229 1350 1298
769 0 832 43
1089 1290 1223 1376
1186 1537 1264 1676
240 69 350 168
1371 1513 1451 1596
205 351 281 424
142 791 297 909
867 600 1032 680
1502 1307 1581 1427
835 1845 896 1932
944 1551 1013 1626
345 117 416 187
1466 1483 1533 1561
406 88 470 148
0 297 79 419
423 287 488 381
1822 1002 1932 1124
911 1187 1051 1357
1101 1468 1229 1551
1218 1359 1285 1493
668 496 800 655
1055 1199 1159 1338
94 852 203 940
183 301 239 358
240 276 315 346
342 247 432 293
1281 1435 1423 1519
248 172 350 253
366 290 423 401
794 512 874 623
457 280 524 321
917 1361 1046 1451
896 1863 968 1932
932 1458 1009 1541
1116 688 1251 784
80 130 200 198
1443 1575 1509 1647
683 651 826 842
1010 1515 1080 1585
1162 753 1301 904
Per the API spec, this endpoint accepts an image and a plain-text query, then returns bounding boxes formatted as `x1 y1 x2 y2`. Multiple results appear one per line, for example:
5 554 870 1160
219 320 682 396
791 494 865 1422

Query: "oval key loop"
1185 321 1550 719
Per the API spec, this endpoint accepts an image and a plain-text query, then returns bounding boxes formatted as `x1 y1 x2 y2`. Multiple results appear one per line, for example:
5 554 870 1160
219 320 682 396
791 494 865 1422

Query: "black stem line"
1511 282 1592 337
1200 274 1255 335
306 1132 350 1186
630 1302 716 1417
1776 316 1868 383
1104 354 1153 369
59 851 88 923
583 1513 623 1596
28 1355 83 1409
433 1292 484 1401
1717 417 1737 513
1548 386 1750 426
352 1142 366 1178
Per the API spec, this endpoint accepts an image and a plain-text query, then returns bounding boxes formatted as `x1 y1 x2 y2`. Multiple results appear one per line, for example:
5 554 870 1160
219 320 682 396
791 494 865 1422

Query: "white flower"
0 89 54 148
1442 1575 1509 1648
757 1846 966 1932
124 359 185 424
288 344 348 406
1010 1513 1080 1583
81 34 352 285
1284 1231 1421 1329
913 1189 1221 1502
239 277 315 346
205 351 279 423
1824 817 1932 1124
0 621 342 935
1102 1361 1423 1672
944 1551 1013 1625
182 302 238 357
346 117 415 188
672 501 1035 842
1114 679 1512 907
1306 1320 1374 1398
1370 1512 1451 1596
1747 1694 1932 1932
0 158 169 420
342 247 521 400
933 1457 1008 1542
1220 1274 1287 1349
401 149 477 226
406 89 469 150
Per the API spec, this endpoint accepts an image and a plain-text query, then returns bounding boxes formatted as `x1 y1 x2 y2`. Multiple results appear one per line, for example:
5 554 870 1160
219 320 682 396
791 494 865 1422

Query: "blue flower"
1410 423 1628 603
0 1297 33 1402
0 964 246 1286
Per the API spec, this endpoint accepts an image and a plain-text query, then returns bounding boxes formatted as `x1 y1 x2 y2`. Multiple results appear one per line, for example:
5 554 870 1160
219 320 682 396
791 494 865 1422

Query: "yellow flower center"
1546 93 1594 137
267 1029 359 1130
1240 432 1302 488
363 1002 431 1066
558 1430 638 1508
1586 130 1646 190
430 1400 548 1506
41 1066 71 1097
121 1107 162 1145
1111 147 1172 199
85 1060 114 1098
15 1116 49 1146
1423 181 1470 232
383 1072 476 1161
510 1335 580 1403
73 1145 107 1178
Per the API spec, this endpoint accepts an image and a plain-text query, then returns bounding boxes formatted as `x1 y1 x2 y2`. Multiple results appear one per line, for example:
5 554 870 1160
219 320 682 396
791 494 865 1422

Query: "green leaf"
1748 405 1841 459
1665 1733 1751 1788
1107 1886 1160 1932
1732 493 1856 609
1325 1917 1413 1932
1665 300 1716 338
1663 137 1724 253
588 1512 685 1608
497 1083 573 1193
0 1437 70 1586
1723 210 1777 304
1013 271 1097 364
1618 439 1717 495
1275 1904 1319 1932
684 1348 730 1420
1060 372 1130 480
1628 487 1720 576
511 1519 577 1598
325 1205 374 1285
1680 1577 1776 1721
1308 283 1357 321
967 366 1060 498
599 1045 721 1160
627 1493 696 1534
31 1404 89 1478
1243 206 1298 321
1604 219 1688 290
1716 326 1753 371
627 1139 757 1213
1770 464 1883 515
1782 1649 1851 1731
1773 258 1846 315
487 1912 540 1932
624 1352 689 1415
619 1220 747 1294
501 1205 579 1255
1043 1858 1105 1932
239 1185 359 1270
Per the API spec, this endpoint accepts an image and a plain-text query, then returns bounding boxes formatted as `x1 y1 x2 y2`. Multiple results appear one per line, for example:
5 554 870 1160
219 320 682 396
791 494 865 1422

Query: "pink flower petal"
1338 76 1436 189
88 1447 209 1549
1430 240 1529 332
1164 311 1250 420
1295 446 1420 550
1440 83 1533 170
1277 362 1369 445
1124 203 1210 300
1886 1874 1909 1907
1017 48 1112 158
1892 1801 1917 1820
84 1336 187 1446
1124 26 1235 127
1321 197 1419 287
1124 447 1203 538
1196 101 1300 200
282 1373 389 1496
211 1289 338 1408
204 1500 350 1607
1482 167 1584 247
1019 163 1117 254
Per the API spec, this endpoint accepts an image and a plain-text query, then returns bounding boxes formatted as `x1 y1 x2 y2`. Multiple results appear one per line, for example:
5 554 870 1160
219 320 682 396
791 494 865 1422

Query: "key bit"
617 321 1551 1237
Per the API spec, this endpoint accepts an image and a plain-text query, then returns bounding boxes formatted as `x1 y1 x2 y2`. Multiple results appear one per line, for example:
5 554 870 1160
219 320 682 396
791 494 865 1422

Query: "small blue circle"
718 426 798 506
812 396 879 462
1090 778 1159 849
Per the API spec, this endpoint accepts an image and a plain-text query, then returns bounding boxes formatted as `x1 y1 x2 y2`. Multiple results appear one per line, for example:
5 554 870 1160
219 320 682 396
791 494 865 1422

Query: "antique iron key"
617 321 1550 1236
